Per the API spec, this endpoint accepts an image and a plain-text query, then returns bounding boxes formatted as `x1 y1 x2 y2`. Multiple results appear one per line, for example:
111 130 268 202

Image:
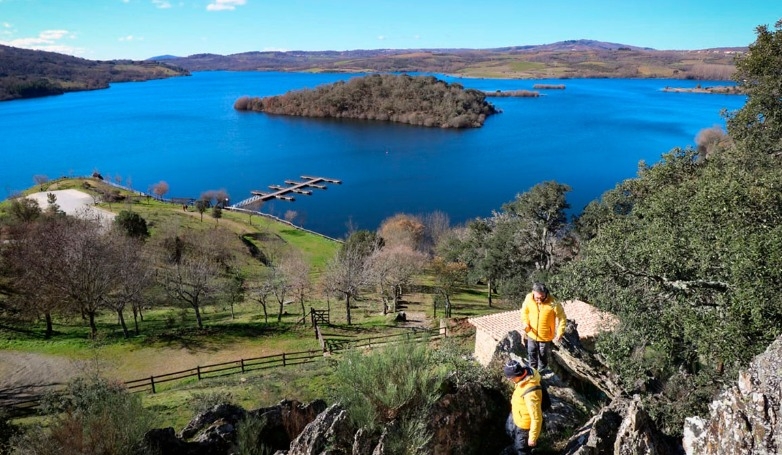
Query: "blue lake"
0 72 745 238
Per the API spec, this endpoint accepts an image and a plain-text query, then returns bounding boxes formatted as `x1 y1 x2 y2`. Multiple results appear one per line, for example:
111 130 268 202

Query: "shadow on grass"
143 323 294 350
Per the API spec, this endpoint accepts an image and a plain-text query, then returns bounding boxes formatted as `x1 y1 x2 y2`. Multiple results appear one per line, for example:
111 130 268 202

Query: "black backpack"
522 383 552 412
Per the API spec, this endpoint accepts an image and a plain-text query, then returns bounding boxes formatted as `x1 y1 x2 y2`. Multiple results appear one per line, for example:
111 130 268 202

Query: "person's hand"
553 334 562 343
528 439 537 447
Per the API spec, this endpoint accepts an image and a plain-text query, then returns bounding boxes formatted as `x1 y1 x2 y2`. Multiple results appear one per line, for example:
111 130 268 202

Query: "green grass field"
0 177 515 428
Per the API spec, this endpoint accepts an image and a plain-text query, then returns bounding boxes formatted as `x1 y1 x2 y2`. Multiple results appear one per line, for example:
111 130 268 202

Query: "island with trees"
234 73 499 128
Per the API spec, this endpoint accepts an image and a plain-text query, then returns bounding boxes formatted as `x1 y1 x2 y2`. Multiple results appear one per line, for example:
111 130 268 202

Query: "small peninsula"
234 74 498 128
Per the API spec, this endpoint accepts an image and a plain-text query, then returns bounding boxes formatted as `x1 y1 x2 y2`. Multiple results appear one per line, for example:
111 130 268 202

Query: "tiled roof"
468 300 618 342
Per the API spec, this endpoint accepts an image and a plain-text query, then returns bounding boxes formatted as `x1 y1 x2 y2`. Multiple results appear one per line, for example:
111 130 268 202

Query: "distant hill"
1 39 744 103
157 40 744 80
0 45 190 101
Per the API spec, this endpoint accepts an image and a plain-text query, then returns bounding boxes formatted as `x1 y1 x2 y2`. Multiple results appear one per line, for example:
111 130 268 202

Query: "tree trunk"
277 301 283 323
194 304 203 328
300 298 306 326
117 309 130 338
88 311 98 338
44 311 53 339
487 279 493 307
345 294 352 325
132 305 140 335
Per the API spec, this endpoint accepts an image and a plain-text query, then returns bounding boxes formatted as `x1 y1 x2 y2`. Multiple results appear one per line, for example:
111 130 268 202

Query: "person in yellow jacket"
504 360 543 454
520 282 566 372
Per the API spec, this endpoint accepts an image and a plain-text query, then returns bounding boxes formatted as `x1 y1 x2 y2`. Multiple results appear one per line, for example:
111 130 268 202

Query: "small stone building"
467 300 618 366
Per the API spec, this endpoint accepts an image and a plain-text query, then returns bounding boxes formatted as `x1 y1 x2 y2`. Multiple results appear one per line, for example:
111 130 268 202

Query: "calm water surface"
0 72 745 238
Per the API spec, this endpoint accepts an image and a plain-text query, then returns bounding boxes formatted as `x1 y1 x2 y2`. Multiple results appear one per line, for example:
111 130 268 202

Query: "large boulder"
561 395 679 455
285 403 355 455
682 335 782 455
427 381 509 454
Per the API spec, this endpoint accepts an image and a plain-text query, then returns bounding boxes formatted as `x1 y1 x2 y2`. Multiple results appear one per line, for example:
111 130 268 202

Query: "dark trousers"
526 338 550 370
513 427 532 455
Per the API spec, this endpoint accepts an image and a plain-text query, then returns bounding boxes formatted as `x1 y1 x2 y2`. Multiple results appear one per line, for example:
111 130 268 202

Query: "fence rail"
124 349 325 394
2 319 448 417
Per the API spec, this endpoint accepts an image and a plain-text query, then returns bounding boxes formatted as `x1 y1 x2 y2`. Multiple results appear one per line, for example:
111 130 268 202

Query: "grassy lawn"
0 177 518 429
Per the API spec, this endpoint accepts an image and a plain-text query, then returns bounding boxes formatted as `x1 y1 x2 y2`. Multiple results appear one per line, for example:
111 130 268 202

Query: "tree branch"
608 260 730 293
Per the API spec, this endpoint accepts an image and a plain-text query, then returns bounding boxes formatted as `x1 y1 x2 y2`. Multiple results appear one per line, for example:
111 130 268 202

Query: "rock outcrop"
682 336 782 455
561 395 679 455
144 399 326 455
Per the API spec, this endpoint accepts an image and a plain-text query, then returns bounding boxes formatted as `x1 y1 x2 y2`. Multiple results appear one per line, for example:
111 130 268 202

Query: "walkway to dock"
230 176 341 210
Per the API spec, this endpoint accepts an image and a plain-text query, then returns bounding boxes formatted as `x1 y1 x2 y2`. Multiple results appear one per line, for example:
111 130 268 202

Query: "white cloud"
152 0 172 8
206 0 246 11
118 35 144 42
377 35 386 41
0 29 83 56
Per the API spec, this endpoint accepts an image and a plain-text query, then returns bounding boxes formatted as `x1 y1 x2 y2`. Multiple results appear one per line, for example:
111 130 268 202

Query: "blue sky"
0 0 778 61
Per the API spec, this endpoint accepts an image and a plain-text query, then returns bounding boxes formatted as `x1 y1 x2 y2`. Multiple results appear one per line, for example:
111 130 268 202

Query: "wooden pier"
231 176 341 210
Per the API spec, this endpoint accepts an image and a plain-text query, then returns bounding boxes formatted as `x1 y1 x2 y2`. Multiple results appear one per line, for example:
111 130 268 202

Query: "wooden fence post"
282 353 286 367
150 376 156 394
241 359 245 373
197 366 201 380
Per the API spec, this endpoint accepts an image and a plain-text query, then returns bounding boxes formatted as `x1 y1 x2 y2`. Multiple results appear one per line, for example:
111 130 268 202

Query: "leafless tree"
280 251 312 324
430 256 467 318
3 217 72 337
284 210 298 224
160 230 225 328
366 245 426 314
104 234 153 337
151 181 170 200
32 174 49 191
251 273 274 324
321 244 372 325
421 210 451 254
58 216 130 337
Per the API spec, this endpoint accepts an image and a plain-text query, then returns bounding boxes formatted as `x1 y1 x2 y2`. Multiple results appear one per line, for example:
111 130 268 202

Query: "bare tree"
284 210 298 224
58 216 130 337
251 273 274 324
151 181 170 200
430 256 467 318
321 244 372 325
280 251 312 324
104 234 153 337
33 174 49 191
366 245 426 314
160 230 225 328
3 217 72 337
162 254 219 329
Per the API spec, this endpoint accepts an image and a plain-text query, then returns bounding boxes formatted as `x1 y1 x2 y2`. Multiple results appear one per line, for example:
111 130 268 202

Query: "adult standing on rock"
520 282 567 373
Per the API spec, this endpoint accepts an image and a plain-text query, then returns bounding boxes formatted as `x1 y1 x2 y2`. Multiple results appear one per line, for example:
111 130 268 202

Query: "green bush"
10 377 156 455
332 341 447 447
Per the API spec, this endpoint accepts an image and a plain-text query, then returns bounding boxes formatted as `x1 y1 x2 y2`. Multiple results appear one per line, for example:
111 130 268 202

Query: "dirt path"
0 351 86 406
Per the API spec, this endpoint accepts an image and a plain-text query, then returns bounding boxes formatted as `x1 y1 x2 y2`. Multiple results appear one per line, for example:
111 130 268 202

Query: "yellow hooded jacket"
521 292 566 342
510 369 544 443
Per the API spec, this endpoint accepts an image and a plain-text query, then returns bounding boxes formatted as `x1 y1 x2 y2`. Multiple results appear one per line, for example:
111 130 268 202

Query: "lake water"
0 72 745 238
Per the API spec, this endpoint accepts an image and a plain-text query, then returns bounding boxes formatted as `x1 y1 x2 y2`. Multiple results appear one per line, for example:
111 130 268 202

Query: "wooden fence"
2 319 446 417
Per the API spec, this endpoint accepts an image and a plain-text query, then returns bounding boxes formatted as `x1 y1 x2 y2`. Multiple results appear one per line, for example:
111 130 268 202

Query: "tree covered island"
234 73 499 128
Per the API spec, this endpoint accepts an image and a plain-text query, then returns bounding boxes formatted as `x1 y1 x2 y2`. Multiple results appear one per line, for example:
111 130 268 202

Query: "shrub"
332 341 447 439
10 377 156 455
